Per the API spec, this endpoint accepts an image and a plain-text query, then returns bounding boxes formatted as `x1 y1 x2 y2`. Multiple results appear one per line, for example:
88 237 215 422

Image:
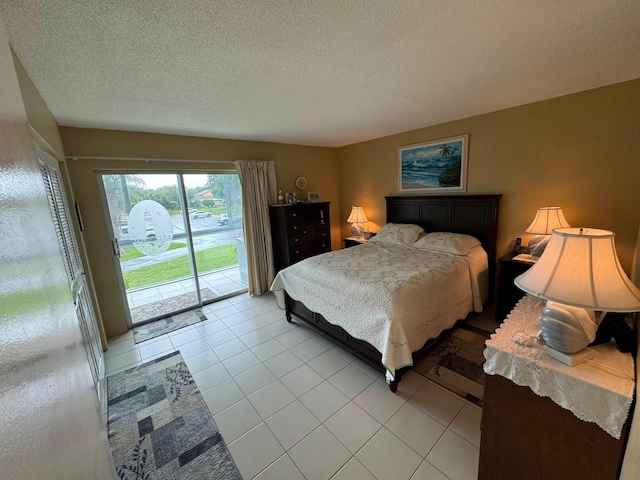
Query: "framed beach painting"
398 134 468 193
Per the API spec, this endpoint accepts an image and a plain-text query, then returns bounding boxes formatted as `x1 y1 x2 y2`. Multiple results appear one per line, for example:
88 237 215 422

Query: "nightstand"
343 236 367 248
495 253 535 321
480 295 633 480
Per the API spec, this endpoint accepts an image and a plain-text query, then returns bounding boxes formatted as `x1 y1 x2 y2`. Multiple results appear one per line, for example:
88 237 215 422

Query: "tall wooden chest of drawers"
269 202 331 272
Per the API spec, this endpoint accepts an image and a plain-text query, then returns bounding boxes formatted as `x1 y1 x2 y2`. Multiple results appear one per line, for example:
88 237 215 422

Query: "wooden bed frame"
284 194 501 391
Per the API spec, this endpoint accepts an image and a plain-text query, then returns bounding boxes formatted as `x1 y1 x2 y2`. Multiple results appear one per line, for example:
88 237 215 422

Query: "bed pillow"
367 223 425 246
413 232 481 255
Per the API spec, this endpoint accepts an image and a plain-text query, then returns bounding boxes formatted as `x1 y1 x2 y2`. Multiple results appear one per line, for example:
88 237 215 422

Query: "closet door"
37 146 105 404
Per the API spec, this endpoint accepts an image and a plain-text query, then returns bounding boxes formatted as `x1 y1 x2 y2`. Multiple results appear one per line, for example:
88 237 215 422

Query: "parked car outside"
216 214 242 226
190 211 212 219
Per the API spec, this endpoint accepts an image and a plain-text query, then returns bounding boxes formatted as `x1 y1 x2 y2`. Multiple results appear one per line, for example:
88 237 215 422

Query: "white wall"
0 17 116 479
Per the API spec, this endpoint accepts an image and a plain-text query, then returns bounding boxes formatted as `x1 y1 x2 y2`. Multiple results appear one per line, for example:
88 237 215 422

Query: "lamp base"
543 345 594 366
540 301 597 354
350 223 364 238
527 234 550 257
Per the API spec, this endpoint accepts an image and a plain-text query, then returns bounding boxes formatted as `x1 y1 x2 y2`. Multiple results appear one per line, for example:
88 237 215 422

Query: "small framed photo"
307 191 320 203
398 134 468 193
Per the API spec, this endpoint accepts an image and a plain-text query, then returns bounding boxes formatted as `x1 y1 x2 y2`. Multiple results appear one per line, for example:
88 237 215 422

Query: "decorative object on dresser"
269 202 330 272
346 206 368 238
480 295 634 480
495 253 534 322
398 135 468 193
307 191 320 203
272 195 501 392
523 206 571 258
515 227 640 365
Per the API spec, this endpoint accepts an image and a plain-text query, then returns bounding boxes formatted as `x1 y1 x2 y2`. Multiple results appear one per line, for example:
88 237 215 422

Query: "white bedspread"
270 242 488 380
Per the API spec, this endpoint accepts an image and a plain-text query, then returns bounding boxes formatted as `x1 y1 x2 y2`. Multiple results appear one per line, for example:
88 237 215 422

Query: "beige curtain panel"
233 160 278 295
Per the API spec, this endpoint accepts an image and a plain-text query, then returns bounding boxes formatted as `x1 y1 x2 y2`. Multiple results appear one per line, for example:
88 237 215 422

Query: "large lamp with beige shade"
515 227 640 365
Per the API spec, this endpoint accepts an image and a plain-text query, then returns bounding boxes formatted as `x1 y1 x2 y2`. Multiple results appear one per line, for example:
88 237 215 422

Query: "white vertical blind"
37 145 104 404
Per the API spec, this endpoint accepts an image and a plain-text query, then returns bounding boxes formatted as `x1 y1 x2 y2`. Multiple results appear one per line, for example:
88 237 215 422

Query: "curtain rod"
65 155 234 164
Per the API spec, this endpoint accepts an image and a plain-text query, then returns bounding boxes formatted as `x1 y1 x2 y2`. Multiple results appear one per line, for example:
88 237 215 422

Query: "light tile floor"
106 293 494 480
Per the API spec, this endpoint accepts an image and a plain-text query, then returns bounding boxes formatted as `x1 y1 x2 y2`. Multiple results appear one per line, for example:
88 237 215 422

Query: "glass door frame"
96 169 245 329
176 173 203 307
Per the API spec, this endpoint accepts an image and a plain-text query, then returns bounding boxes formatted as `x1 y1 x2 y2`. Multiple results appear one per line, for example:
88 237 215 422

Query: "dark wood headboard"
386 195 501 296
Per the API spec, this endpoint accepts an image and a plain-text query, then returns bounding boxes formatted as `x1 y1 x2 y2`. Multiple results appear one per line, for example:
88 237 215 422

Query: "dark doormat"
130 287 216 327
133 308 207 344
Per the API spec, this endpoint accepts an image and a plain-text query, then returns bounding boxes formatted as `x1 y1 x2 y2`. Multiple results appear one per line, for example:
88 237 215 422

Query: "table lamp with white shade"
514 227 640 365
347 206 368 238
525 206 570 256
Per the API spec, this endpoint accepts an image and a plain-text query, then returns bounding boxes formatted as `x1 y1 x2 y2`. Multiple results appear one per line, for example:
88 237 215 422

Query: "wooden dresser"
269 202 331 272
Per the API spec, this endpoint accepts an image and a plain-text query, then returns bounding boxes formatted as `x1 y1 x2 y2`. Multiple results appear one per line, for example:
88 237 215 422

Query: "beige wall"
0 18 115 479
61 127 340 337
11 48 65 158
12 50 109 349
337 79 640 276
61 80 640 337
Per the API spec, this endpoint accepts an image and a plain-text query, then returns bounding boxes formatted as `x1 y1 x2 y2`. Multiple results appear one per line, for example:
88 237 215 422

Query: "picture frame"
398 134 468 193
307 191 320 203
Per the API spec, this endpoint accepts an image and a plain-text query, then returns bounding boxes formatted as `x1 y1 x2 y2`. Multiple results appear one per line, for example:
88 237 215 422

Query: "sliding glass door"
183 174 246 300
100 172 246 326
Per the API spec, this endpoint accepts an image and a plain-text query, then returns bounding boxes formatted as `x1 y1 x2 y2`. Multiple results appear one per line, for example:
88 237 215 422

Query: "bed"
271 195 501 391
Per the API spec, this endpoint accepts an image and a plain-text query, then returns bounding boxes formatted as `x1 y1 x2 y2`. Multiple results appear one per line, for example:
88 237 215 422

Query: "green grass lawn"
123 244 238 289
119 242 186 262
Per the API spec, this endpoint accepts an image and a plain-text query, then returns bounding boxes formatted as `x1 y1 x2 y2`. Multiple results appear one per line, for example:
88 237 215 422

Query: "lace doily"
484 295 634 439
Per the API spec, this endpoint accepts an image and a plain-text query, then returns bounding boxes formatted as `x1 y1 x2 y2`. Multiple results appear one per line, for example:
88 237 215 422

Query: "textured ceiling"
1 1 640 148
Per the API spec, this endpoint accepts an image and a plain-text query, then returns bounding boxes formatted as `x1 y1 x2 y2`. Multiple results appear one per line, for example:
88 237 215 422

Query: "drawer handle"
292 213 297 217
303 231 307 234
295 250 300 254
294 239 299 242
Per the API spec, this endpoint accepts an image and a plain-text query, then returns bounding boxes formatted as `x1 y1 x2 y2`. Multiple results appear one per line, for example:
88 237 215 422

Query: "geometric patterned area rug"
412 324 490 406
107 351 242 480
133 309 208 344
130 287 217 325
